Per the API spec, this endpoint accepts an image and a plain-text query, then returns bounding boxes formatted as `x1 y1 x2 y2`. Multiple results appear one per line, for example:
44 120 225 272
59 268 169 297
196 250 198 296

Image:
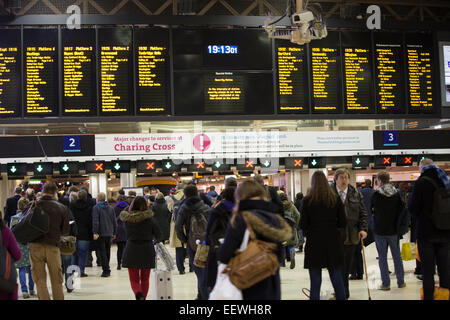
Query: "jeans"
61 254 72 289
374 234 405 287
96 236 112 273
308 268 346 300
71 240 90 275
186 244 209 300
418 239 450 300
19 265 34 293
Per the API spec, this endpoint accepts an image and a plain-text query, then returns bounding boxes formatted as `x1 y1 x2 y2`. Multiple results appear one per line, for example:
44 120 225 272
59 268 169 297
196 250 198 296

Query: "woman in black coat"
151 192 171 242
300 171 347 300
120 196 162 300
204 186 236 290
216 180 292 300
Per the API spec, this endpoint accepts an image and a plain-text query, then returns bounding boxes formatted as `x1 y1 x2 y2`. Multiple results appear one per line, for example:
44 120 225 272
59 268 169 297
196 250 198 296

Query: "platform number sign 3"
383 131 398 147
64 135 81 152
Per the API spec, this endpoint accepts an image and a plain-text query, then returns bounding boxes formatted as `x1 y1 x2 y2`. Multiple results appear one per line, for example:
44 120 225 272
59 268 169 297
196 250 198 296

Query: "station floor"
19 240 425 300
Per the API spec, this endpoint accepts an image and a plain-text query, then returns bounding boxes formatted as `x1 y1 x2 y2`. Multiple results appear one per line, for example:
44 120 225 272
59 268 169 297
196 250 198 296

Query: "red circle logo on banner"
193 134 211 152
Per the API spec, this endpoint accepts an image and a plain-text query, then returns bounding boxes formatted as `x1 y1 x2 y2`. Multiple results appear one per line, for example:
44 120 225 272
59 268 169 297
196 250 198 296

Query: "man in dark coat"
175 185 210 300
70 190 93 277
408 158 450 300
332 168 368 300
151 192 171 242
4 186 22 226
371 172 406 291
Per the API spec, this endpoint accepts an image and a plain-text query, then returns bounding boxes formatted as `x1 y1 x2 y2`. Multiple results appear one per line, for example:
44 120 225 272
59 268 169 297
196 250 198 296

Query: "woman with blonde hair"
216 180 292 300
300 171 347 300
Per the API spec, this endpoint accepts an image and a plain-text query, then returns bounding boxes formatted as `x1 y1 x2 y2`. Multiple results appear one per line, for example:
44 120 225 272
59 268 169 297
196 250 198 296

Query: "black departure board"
310 32 342 113
0 29 21 118
341 32 374 113
135 27 170 116
62 28 97 116
174 71 273 115
173 28 272 71
98 28 133 116
276 41 309 114
373 32 405 113
406 34 434 113
23 28 58 117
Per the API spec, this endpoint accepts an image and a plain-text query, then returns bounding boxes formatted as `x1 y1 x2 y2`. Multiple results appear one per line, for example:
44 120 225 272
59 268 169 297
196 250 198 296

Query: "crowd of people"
0 158 449 300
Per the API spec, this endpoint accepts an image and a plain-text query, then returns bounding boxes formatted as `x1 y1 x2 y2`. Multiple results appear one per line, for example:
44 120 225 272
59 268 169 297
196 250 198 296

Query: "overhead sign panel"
7 163 27 176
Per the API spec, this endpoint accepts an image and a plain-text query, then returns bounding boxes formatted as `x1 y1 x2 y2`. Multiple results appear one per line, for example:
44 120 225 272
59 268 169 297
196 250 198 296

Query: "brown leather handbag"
225 218 279 290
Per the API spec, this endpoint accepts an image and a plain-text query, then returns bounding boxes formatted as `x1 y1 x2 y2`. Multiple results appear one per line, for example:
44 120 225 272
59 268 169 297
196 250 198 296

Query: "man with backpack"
175 184 210 300
409 158 450 300
29 182 70 300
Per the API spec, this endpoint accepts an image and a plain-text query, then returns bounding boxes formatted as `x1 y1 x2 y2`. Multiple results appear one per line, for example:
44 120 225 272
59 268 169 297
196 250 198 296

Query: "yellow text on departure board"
407 48 432 108
138 46 166 87
311 47 337 110
376 46 400 110
26 46 56 113
0 47 18 114
63 46 93 112
207 77 242 101
101 46 129 112
344 48 370 110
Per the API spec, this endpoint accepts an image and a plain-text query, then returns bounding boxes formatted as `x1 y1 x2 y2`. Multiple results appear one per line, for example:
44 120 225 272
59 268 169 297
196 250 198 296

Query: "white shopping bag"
209 263 243 300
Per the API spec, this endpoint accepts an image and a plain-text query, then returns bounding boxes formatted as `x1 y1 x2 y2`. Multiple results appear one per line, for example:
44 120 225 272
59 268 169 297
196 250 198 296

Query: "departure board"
174 71 273 115
24 29 58 117
98 28 133 116
341 32 374 113
276 41 309 114
135 28 170 116
62 28 97 116
173 29 272 70
0 29 21 118
373 33 405 113
310 32 342 113
406 34 434 113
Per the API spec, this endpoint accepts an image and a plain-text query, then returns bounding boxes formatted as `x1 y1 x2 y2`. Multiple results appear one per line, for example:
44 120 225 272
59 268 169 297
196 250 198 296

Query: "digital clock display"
207 45 238 54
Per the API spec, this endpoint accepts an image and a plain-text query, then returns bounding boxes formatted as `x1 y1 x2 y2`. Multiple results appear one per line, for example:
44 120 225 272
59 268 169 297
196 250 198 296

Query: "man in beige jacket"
168 183 192 274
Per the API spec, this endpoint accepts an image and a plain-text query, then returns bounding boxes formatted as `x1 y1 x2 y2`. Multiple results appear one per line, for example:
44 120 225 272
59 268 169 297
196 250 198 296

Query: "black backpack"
0 227 17 293
12 201 49 244
422 177 450 230
188 211 208 251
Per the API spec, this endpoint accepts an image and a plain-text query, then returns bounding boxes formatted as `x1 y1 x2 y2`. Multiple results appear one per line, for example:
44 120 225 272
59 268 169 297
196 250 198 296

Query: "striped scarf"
421 164 450 189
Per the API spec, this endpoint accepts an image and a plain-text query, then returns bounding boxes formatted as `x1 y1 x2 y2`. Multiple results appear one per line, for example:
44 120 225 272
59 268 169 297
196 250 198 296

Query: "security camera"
291 10 315 25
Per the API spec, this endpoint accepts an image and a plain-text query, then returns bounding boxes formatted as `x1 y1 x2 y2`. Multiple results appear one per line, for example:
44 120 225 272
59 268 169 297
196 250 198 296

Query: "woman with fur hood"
216 180 292 300
120 196 162 300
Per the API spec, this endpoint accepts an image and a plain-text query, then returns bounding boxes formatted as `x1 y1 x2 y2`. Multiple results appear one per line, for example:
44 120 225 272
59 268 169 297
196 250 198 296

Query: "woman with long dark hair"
216 180 292 300
120 196 161 300
300 171 347 300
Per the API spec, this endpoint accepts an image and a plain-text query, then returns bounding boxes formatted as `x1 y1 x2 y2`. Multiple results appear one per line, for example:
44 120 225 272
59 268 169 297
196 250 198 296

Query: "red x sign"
146 162 155 170
95 163 104 171
246 160 254 168
196 161 205 169
383 157 391 165
404 157 412 165
294 159 302 167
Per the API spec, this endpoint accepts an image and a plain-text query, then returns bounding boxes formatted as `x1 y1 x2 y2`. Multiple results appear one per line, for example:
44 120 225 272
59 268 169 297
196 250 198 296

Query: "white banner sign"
95 131 373 157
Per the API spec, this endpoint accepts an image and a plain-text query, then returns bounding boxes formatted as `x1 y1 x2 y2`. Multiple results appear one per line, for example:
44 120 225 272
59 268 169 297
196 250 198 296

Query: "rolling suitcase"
151 243 173 300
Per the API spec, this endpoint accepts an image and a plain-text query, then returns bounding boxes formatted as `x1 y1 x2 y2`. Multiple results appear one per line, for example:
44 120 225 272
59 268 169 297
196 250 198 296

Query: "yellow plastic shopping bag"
420 286 450 300
401 242 413 261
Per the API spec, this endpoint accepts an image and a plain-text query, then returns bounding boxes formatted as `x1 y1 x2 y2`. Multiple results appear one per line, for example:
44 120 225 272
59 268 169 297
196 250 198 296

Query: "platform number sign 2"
64 135 81 153
383 131 398 147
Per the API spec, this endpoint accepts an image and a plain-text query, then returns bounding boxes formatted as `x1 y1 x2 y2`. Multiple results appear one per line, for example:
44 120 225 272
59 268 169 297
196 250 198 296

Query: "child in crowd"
10 197 35 299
